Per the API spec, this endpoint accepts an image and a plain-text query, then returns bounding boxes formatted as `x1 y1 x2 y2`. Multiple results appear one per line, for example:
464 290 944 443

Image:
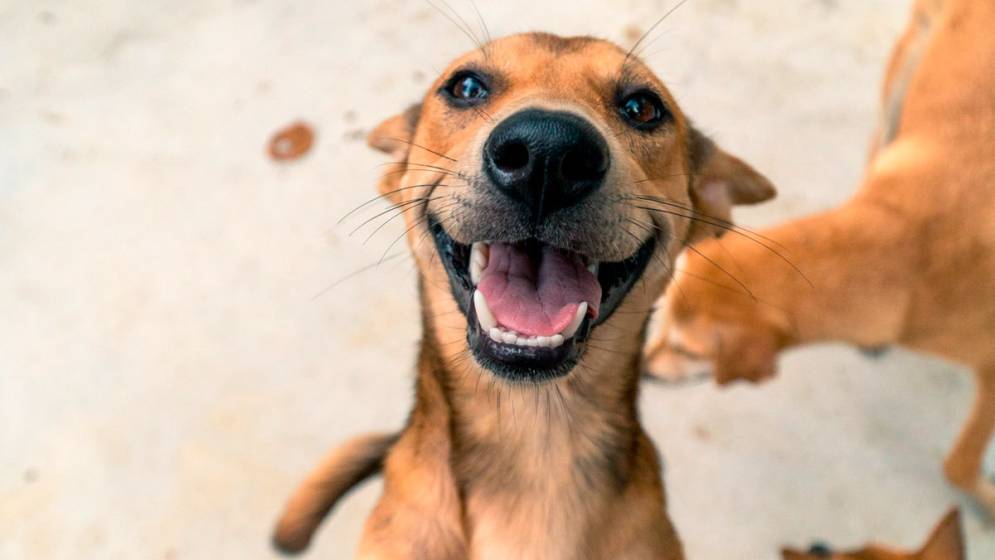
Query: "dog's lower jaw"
358 306 685 560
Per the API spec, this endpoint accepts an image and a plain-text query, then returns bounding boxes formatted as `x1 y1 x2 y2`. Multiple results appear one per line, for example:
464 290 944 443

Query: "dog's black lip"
428 217 656 381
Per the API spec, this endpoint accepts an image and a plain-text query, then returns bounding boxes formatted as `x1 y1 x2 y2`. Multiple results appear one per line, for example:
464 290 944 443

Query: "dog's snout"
484 109 609 221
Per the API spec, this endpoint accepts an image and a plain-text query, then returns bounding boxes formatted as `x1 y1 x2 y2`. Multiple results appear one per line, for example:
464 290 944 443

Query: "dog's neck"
414 301 649 557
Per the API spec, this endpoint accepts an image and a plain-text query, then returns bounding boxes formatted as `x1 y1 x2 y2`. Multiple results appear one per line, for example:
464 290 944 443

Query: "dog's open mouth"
430 218 656 382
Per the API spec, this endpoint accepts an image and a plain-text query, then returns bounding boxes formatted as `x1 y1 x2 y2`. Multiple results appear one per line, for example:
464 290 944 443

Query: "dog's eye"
444 72 490 105
618 91 668 130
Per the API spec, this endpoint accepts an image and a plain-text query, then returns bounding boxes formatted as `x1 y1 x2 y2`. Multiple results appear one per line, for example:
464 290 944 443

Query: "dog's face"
368 33 774 382
781 510 964 560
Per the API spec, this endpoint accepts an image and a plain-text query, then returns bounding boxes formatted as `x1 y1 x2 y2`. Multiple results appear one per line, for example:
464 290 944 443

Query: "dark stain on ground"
692 425 712 442
623 25 644 44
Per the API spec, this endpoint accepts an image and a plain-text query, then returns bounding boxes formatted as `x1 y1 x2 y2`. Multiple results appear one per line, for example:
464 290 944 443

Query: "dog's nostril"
560 145 607 183
492 140 530 172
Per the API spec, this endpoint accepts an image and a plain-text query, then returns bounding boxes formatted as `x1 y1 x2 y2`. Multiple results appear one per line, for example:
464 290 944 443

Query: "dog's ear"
920 509 964 560
367 104 422 159
367 104 422 201
687 126 776 241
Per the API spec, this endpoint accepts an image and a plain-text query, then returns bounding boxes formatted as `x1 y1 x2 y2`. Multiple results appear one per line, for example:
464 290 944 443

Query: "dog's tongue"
478 243 601 337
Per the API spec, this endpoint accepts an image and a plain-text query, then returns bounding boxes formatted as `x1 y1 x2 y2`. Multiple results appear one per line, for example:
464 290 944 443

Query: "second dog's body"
647 0 995 516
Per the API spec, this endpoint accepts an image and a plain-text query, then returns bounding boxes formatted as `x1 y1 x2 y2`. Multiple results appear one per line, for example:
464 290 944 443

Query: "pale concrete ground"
2 0 994 558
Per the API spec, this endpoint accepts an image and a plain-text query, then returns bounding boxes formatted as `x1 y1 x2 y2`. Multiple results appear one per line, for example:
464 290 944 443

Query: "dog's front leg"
943 364 995 517
356 429 467 560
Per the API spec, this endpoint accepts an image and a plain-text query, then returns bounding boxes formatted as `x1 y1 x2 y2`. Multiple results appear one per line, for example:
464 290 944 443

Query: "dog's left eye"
444 72 490 105
618 91 668 130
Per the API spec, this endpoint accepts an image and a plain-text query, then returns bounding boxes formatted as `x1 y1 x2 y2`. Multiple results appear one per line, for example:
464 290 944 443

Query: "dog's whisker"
378 159 456 172
309 252 408 300
625 193 788 250
466 0 492 45
422 0 488 58
338 184 455 226
349 197 429 237
381 137 459 163
362 199 439 245
623 0 691 65
623 201 812 287
682 244 757 302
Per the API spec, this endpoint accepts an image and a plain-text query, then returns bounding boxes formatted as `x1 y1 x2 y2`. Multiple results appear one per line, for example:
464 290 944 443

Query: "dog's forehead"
438 33 667 94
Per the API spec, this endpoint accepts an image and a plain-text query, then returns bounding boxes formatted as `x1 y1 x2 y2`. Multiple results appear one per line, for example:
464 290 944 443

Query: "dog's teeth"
470 242 489 285
474 290 497 331
482 323 571 349
489 327 503 343
587 262 599 275
560 302 588 339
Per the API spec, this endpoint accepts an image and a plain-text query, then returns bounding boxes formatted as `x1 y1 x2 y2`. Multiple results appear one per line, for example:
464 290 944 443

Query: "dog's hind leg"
272 432 399 554
943 365 995 517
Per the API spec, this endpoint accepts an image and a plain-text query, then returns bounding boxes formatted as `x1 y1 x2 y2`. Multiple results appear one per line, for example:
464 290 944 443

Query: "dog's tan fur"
273 33 775 559
646 0 995 516
781 509 964 560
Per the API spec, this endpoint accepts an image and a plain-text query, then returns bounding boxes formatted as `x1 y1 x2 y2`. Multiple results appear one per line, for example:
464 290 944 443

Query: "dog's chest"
452 421 627 559
462 479 598 560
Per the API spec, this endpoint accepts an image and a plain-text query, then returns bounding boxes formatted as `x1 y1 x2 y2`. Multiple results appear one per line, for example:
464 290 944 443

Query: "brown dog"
781 509 965 560
272 33 775 558
645 0 995 516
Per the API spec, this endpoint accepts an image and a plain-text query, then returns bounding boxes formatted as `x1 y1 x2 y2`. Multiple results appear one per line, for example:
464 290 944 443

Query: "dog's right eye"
443 72 490 106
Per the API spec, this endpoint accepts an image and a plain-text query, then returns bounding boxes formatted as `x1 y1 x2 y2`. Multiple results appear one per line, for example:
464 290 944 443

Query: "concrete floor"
2 0 994 558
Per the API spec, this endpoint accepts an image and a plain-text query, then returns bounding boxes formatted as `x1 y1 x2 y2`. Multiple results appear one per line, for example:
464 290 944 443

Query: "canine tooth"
502 331 517 344
550 334 564 348
474 290 497 331
587 262 599 275
470 242 489 285
560 302 588 339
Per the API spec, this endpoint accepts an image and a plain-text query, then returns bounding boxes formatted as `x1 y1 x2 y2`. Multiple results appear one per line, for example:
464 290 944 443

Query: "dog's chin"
429 217 656 383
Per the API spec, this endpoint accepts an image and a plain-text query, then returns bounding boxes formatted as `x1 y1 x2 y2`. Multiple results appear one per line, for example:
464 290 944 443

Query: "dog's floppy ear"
920 509 964 560
367 104 422 201
367 104 422 159
687 126 776 241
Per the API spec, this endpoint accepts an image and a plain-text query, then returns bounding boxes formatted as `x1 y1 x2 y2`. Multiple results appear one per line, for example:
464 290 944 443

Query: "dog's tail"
272 431 399 555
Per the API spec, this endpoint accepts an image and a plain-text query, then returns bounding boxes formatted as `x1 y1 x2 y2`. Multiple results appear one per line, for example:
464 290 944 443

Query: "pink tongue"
478 243 602 337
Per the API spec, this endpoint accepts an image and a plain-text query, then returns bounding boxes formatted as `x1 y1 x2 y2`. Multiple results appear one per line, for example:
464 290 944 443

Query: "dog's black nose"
484 109 609 221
